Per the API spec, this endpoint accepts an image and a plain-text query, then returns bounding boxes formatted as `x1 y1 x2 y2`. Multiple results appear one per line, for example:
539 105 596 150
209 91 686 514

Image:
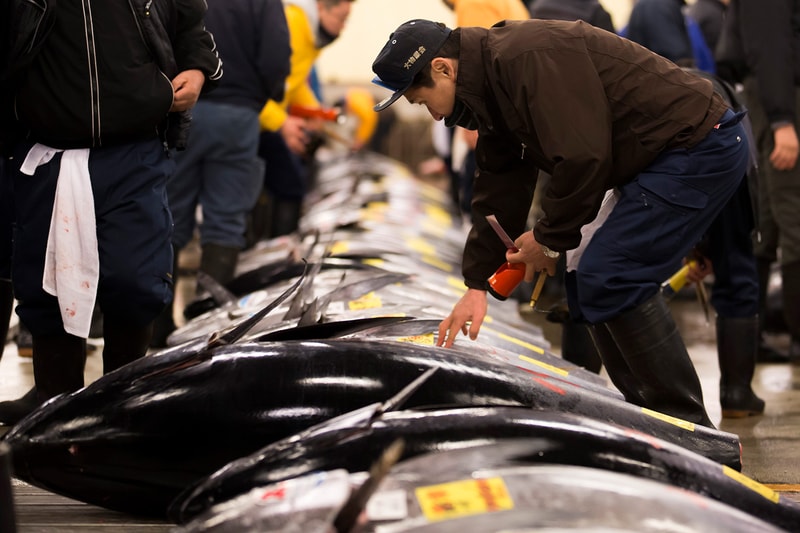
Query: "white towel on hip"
20 144 98 338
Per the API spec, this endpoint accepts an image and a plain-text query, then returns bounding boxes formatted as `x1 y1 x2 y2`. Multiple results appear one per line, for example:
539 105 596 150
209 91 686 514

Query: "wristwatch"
541 244 561 259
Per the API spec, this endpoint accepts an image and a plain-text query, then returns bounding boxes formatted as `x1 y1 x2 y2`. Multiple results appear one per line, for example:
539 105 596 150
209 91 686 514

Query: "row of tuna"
3 149 798 532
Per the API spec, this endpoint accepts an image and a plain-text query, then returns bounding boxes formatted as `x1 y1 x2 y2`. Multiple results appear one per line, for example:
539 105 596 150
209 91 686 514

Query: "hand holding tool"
485 215 525 300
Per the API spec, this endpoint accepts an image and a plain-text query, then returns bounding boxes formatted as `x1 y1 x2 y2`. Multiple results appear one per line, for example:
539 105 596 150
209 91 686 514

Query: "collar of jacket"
455 27 497 133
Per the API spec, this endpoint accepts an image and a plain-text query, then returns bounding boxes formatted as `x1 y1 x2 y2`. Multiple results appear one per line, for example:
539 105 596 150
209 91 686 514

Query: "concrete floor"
1 262 799 530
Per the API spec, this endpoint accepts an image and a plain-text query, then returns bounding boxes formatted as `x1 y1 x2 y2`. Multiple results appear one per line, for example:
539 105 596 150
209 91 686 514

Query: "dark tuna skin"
2 338 741 518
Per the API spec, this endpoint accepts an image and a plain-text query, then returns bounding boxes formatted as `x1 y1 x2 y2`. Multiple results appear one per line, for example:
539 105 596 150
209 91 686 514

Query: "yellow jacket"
259 3 321 132
451 0 529 28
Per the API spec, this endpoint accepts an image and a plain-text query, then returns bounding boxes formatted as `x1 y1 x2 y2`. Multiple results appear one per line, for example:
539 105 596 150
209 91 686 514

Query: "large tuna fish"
173 443 783 533
170 404 798 531
2 336 741 518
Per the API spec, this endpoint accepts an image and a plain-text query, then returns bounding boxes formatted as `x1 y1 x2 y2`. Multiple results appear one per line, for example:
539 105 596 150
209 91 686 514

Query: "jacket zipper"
81 0 101 147
520 143 526 160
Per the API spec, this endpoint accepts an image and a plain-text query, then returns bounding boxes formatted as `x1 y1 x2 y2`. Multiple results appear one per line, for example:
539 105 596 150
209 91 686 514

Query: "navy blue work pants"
9 139 174 336
569 109 750 323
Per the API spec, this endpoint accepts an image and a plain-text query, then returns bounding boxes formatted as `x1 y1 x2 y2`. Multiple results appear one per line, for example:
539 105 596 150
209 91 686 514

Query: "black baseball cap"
371 19 452 112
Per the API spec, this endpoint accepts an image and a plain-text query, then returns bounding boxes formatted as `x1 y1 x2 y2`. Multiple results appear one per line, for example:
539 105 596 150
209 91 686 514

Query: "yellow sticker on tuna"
396 333 435 345
415 477 514 522
348 292 382 310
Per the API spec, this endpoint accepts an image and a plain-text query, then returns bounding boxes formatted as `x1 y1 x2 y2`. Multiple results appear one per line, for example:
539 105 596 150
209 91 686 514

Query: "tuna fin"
376 366 438 417
206 259 309 348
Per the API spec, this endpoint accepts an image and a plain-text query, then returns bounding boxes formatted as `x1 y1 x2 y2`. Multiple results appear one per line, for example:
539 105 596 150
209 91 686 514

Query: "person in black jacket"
717 0 800 363
0 0 222 425
150 0 291 347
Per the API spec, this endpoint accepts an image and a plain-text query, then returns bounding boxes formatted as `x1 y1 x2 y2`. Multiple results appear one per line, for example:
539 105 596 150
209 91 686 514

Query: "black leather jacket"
1 0 222 151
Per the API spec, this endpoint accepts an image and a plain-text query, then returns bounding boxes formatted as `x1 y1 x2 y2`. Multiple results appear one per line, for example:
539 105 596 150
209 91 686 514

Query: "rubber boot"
200 243 239 286
604 293 715 428
782 261 800 362
103 315 153 374
150 249 179 349
588 323 650 406
0 280 12 360
756 258 789 362
561 318 603 374
717 316 765 418
0 333 86 426
0 387 38 426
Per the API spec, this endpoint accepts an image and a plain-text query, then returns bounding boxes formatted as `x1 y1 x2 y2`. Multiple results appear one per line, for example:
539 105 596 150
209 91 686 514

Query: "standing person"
0 0 222 425
151 0 291 347
253 0 356 240
719 0 800 361
371 18 750 427
720 0 800 363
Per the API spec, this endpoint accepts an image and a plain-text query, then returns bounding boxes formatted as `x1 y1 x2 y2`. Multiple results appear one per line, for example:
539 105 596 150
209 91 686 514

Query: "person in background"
253 0 356 240
624 0 716 73
528 0 615 32
0 0 222 425
717 0 800 362
150 0 291 348
687 0 729 53
372 18 750 428
439 0 530 220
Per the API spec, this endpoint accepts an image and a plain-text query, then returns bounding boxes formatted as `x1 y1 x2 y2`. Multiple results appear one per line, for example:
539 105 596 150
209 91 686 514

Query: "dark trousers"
10 139 174 335
569 109 750 323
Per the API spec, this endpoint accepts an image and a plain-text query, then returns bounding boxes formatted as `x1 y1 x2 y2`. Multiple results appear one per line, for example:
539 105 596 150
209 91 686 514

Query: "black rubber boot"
0 280 12 360
0 387 39 426
200 243 239 286
0 333 86 426
561 317 603 374
717 316 765 418
604 293 715 428
588 323 650 406
782 261 800 362
103 315 153 374
756 258 789 363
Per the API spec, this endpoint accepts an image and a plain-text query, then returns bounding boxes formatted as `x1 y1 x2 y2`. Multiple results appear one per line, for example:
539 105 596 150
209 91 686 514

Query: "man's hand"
771 124 799 171
437 288 488 348
170 69 206 112
281 115 312 155
685 256 713 284
506 231 559 281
